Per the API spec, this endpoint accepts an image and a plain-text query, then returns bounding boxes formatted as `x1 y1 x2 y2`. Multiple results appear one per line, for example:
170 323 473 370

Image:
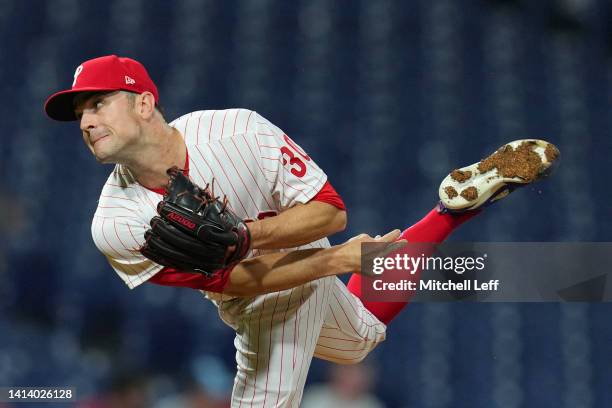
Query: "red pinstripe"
286 283 315 408
249 294 267 407
125 223 141 247
257 135 280 141
104 183 135 189
280 169 324 196
329 306 342 329
314 279 321 338
281 180 312 198
205 146 250 215
240 134 275 185
287 283 312 405
136 187 160 214
292 286 302 371
218 142 259 209
314 343 373 353
262 292 281 407
230 138 274 209
112 219 137 252
195 112 203 145
237 300 255 408
191 146 230 200
183 114 190 140
332 292 373 337
336 287 385 334
97 205 139 213
94 215 138 219
244 110 254 132
274 288 294 407
207 110 217 143
186 155 215 193
317 334 368 343
100 195 139 203
100 219 137 275
232 109 239 136
319 277 332 319
221 110 228 138
306 167 326 186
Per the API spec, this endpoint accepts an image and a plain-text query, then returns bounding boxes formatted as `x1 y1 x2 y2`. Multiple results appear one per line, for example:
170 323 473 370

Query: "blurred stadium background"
1 0 611 406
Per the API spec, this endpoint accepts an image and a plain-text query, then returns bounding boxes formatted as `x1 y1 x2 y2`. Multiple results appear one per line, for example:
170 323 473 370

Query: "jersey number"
280 134 311 178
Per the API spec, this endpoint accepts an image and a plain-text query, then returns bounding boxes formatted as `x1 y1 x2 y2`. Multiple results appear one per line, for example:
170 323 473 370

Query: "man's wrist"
245 221 261 248
322 244 356 277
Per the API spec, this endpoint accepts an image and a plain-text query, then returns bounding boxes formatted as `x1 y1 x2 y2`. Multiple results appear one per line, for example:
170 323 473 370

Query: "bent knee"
314 337 384 365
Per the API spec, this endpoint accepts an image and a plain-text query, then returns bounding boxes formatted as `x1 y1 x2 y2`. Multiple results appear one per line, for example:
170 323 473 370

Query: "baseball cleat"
438 139 560 213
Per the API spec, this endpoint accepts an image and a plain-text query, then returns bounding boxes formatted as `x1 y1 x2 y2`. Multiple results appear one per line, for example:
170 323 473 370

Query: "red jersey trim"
311 181 346 211
147 264 233 293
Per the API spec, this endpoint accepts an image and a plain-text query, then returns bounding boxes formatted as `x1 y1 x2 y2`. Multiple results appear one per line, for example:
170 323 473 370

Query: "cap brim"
44 87 118 122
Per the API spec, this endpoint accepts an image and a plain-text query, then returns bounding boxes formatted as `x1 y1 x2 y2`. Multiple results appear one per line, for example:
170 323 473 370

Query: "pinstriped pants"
219 276 387 408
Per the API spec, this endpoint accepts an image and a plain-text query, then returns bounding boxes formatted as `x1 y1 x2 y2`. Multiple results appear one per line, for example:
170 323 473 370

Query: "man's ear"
137 91 156 120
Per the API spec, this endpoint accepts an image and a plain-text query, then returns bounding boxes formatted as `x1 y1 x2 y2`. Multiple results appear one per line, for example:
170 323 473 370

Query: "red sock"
347 207 479 325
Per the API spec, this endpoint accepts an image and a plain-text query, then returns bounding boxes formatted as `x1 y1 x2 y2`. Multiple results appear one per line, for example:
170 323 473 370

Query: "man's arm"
251 114 347 250
223 229 402 297
247 201 347 250
147 229 404 296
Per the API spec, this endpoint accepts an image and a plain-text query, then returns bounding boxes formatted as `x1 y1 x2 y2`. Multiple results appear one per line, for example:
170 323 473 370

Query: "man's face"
75 91 141 164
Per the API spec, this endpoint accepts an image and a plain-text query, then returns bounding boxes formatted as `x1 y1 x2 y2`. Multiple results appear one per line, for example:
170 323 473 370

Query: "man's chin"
91 137 117 163
93 151 116 164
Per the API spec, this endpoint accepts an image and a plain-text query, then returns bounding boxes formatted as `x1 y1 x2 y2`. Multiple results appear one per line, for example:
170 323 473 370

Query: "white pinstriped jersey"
91 109 330 295
90 108 388 407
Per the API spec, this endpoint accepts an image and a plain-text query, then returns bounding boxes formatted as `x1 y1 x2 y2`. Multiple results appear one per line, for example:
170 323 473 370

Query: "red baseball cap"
44 55 159 121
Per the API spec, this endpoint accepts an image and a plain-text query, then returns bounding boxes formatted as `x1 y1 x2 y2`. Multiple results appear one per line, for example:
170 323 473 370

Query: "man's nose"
79 110 98 131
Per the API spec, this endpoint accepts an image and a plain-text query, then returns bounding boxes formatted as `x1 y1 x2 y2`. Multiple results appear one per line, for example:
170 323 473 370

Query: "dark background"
0 0 611 406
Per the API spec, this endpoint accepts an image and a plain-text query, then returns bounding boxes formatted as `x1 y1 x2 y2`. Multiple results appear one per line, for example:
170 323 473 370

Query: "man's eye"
95 101 104 109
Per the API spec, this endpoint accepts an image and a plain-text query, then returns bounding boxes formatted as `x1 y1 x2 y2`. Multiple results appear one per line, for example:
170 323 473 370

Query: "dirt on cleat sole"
477 140 556 182
438 139 560 212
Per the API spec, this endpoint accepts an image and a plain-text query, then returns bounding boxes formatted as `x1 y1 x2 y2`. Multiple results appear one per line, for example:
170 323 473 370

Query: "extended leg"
348 139 559 324
346 208 477 324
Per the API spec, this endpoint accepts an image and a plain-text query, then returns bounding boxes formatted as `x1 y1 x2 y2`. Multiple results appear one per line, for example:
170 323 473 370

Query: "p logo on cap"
72 65 83 87
44 55 159 122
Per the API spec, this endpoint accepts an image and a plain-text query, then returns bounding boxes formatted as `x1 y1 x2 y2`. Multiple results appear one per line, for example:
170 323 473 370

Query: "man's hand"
338 229 407 277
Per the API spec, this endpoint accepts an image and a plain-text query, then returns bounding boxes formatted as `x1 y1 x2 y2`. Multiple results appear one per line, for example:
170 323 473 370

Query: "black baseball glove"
140 167 251 276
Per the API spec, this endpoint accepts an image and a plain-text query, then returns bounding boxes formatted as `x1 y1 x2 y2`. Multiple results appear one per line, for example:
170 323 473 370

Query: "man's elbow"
221 285 249 297
330 210 347 234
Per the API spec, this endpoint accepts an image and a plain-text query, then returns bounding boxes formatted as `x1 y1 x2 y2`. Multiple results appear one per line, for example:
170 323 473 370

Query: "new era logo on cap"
44 55 159 122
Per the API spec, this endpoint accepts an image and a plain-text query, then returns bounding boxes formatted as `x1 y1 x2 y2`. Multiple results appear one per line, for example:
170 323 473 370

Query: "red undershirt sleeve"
147 265 234 293
311 181 346 210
